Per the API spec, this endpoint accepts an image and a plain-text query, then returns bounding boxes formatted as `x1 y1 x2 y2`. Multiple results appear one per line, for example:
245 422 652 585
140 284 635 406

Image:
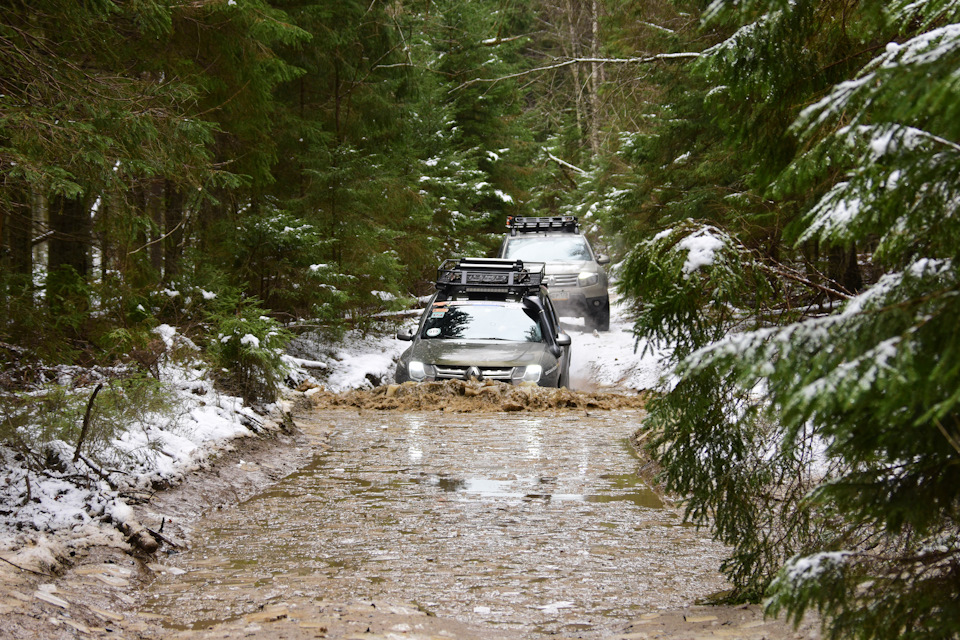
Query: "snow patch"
677 229 726 276
783 551 851 584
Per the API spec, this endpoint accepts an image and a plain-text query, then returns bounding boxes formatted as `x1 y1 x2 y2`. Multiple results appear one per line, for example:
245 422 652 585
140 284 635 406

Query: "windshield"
502 235 593 262
421 302 543 342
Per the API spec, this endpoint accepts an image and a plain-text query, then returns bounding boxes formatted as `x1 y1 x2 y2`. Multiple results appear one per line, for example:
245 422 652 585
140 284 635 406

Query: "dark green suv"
395 258 572 387
497 216 610 331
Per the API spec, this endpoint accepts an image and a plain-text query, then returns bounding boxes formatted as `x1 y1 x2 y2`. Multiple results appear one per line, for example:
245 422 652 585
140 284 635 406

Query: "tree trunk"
47 194 91 319
588 0 602 154
0 191 33 322
147 179 164 275
563 0 585 141
2 190 33 276
49 194 90 277
163 180 184 283
593 0 606 86
827 244 862 295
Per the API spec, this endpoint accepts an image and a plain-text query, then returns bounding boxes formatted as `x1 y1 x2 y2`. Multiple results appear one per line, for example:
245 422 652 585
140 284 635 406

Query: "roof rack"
436 258 544 295
506 215 579 235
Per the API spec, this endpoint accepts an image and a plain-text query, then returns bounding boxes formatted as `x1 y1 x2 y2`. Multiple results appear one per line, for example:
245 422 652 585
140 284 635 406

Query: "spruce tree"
624 1 960 638
0 0 220 354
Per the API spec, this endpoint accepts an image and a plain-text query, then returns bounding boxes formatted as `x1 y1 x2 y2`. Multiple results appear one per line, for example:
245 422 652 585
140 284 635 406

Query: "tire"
589 301 610 332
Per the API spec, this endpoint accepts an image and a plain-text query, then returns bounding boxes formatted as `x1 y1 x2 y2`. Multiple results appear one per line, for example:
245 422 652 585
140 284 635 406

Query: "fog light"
408 360 426 381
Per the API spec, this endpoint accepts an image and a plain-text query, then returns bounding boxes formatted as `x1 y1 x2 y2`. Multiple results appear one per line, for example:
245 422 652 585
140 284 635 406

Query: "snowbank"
0 326 284 572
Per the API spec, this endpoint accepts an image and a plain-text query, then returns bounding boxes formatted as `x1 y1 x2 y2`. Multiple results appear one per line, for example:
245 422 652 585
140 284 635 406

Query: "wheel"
587 301 609 331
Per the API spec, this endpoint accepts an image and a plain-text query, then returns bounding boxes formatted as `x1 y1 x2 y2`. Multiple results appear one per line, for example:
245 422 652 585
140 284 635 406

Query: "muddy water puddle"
141 410 728 637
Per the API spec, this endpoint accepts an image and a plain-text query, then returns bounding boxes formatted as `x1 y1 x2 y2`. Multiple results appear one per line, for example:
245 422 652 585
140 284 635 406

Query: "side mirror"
396 327 416 341
596 253 610 265
556 333 572 347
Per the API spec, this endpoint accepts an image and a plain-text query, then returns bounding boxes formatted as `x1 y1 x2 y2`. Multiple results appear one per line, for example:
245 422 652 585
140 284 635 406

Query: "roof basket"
436 258 544 294
506 215 579 235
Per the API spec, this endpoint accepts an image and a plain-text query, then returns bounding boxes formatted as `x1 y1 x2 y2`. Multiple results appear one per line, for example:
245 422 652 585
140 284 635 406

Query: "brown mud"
305 379 651 412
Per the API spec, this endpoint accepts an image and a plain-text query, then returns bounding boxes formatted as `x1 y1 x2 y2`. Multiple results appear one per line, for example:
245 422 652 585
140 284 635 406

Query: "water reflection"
141 409 726 637
405 414 424 463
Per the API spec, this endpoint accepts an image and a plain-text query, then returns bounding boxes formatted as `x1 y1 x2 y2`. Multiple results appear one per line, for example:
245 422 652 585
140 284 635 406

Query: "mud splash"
304 379 650 412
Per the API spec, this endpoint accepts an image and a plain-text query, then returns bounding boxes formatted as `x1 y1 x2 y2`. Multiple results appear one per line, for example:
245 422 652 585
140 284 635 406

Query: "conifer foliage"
624 2 960 638
0 0 540 395
4 2 958 635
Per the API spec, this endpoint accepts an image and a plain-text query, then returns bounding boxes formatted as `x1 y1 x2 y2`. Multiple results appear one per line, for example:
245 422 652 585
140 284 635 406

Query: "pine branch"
126 218 186 256
935 419 960 457
145 522 184 550
75 452 120 492
480 34 531 46
758 259 855 301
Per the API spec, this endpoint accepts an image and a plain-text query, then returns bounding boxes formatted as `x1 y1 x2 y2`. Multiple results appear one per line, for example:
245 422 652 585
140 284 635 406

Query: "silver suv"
395 258 572 387
497 216 610 331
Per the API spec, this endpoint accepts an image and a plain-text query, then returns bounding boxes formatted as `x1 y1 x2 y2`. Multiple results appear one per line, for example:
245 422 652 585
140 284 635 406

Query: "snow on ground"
0 326 280 571
319 331 409 392
1 296 669 572
563 290 669 392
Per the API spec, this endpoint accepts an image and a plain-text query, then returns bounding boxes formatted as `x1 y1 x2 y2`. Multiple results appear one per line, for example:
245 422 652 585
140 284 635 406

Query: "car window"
421 302 543 342
502 236 593 262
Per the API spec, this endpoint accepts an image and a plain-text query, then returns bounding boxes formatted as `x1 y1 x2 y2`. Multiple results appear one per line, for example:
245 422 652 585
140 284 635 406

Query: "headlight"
408 360 427 381
514 364 542 383
578 271 600 287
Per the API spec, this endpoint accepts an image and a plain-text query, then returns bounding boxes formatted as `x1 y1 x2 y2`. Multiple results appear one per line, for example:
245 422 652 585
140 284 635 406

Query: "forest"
2 1 959 639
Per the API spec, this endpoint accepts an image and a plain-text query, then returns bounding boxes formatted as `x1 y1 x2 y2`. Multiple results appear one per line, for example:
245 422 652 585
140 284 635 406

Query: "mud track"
0 384 820 640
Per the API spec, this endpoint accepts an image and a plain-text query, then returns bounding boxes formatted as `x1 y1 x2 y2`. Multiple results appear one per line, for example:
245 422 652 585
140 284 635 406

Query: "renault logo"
465 366 482 381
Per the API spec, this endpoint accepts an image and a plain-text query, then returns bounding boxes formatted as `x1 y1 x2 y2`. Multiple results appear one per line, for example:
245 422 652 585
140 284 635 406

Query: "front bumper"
548 288 608 318
397 362 560 387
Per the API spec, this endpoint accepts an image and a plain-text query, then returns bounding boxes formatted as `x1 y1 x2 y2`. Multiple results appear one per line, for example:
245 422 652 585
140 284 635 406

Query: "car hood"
410 340 549 366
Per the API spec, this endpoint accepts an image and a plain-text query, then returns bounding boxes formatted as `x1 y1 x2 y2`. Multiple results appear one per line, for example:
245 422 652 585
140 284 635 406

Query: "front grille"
434 365 515 381
548 274 580 287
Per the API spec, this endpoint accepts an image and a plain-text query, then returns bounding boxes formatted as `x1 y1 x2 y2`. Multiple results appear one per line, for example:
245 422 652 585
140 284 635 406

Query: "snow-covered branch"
546 152 588 175
450 53 700 92
481 34 531 46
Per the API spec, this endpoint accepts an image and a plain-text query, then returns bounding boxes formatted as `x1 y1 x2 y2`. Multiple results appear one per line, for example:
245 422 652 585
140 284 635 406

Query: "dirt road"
1 394 820 640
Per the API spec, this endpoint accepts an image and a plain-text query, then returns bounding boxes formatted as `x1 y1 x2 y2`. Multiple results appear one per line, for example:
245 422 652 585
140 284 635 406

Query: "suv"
395 258 572 387
497 216 610 331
